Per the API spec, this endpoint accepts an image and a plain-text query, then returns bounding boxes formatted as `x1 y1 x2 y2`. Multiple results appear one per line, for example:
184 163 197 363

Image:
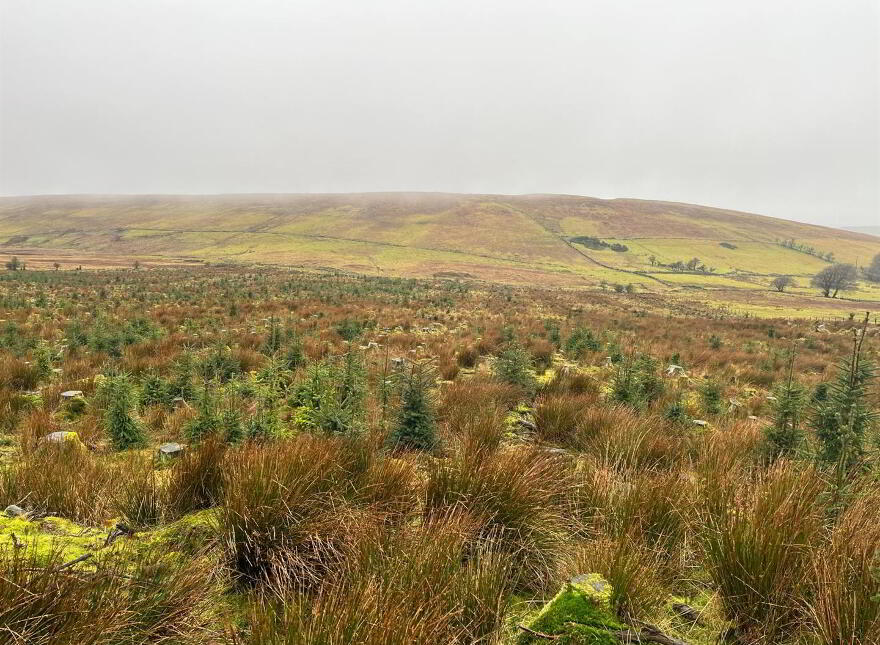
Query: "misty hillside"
0 193 877 287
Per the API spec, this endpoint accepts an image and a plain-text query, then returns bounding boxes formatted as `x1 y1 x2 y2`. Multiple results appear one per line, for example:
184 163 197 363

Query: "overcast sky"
1 1 877 226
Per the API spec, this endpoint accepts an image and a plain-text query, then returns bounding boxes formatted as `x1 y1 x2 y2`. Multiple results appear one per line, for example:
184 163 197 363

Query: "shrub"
609 354 663 408
809 330 876 469
698 379 723 415
762 354 807 461
293 351 366 436
564 326 601 359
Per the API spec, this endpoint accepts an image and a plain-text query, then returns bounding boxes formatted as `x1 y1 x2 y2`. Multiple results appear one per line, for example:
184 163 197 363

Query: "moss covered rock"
0 514 106 564
519 574 625 644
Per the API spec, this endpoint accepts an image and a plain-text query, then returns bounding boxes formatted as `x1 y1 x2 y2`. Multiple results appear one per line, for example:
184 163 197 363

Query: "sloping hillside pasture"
0 266 878 644
1 195 878 312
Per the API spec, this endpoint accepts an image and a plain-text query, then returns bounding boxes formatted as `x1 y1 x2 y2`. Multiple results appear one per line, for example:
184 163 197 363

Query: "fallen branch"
671 603 703 626
516 624 560 640
56 553 93 571
613 623 691 645
104 522 133 547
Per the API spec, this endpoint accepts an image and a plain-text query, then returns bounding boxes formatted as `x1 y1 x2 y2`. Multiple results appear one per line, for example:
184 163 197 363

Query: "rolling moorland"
0 264 878 644
1 193 879 318
0 196 878 644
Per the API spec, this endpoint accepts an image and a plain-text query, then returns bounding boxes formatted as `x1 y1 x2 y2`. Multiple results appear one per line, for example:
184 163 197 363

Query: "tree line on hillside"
647 255 717 273
777 238 834 262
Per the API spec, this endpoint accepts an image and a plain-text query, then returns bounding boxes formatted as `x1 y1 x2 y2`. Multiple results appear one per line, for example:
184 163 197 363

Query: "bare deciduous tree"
810 263 858 297
771 275 796 292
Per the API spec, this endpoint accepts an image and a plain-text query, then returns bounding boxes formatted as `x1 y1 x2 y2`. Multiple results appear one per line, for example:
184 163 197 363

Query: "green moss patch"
518 574 626 644
0 514 106 563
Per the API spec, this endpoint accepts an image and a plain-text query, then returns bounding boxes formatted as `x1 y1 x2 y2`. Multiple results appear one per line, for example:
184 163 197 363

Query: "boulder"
60 390 83 399
45 431 82 444
4 504 25 518
158 442 184 458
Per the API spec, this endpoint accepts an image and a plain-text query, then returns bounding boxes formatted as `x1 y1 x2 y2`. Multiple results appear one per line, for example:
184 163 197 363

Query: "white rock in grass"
158 442 184 457
4 504 25 518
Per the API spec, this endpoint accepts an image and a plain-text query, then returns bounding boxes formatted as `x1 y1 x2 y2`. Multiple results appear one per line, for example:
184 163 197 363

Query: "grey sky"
1 0 878 226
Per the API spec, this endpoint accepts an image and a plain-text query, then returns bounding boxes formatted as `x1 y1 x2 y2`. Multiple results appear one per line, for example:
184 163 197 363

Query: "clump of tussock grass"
701 461 825 640
237 510 514 645
164 435 228 519
562 535 668 622
0 442 117 524
424 445 573 591
114 455 163 527
808 485 880 644
0 545 223 645
220 435 387 588
533 393 594 447
0 354 40 391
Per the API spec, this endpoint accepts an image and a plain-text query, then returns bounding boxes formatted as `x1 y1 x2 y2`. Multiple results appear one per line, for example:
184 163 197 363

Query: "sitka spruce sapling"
388 361 438 451
102 373 147 450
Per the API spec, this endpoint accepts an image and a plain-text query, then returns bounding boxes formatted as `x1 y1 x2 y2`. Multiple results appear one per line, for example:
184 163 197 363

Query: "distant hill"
842 225 880 238
1 193 878 289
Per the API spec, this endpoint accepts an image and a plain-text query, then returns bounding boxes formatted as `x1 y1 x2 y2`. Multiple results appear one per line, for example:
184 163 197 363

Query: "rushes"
701 462 825 639
165 435 228 518
808 487 880 644
0 443 117 524
238 511 514 645
425 445 572 591
0 547 221 645
220 436 370 587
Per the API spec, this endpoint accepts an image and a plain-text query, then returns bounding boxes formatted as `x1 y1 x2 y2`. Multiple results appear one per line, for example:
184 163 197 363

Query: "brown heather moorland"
0 264 878 644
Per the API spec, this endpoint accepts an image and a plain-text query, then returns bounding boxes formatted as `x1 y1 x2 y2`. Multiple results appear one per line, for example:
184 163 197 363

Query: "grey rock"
570 573 606 593
46 431 73 443
158 442 184 457
4 504 25 518
516 418 537 432
60 390 83 398
692 419 709 427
